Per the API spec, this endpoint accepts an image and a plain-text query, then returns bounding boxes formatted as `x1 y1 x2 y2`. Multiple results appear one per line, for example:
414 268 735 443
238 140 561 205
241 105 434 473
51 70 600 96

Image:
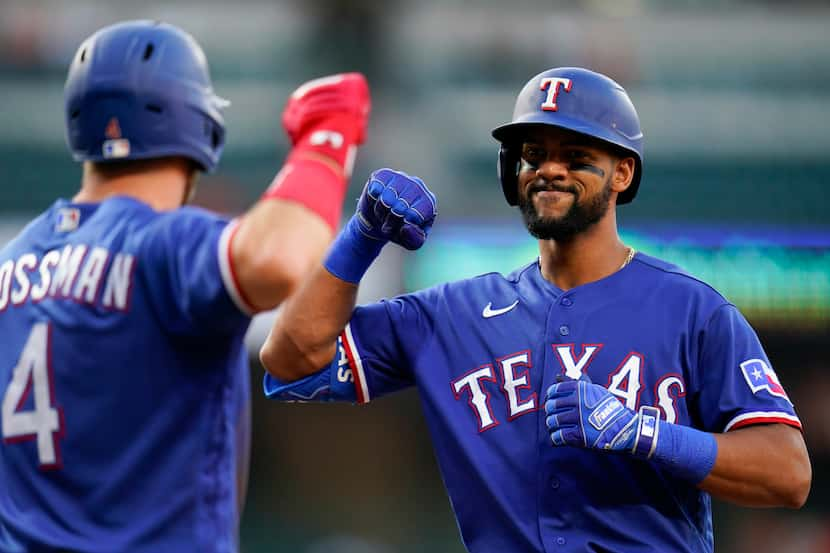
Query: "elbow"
259 327 328 383
259 339 283 380
235 248 317 311
266 252 315 296
782 459 812 509
777 439 812 509
254 253 310 303
259 342 301 383
778 477 810 510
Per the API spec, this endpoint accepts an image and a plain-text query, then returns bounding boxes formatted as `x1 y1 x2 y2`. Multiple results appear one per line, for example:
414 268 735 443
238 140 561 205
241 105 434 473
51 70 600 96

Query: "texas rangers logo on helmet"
740 359 791 402
539 77 572 112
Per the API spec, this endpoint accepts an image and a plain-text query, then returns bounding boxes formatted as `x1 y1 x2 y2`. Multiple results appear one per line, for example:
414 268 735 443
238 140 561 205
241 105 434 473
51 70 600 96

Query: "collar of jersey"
531 253 639 297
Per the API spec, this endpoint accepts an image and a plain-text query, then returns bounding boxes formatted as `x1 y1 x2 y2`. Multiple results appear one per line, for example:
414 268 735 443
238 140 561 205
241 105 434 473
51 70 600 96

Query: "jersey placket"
537 289 578 551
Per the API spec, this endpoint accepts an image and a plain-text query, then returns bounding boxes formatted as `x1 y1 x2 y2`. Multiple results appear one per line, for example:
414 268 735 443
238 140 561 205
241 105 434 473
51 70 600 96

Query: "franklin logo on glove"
588 396 624 431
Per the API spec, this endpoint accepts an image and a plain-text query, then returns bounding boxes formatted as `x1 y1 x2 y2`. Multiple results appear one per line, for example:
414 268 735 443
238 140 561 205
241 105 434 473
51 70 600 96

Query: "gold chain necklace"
619 246 636 270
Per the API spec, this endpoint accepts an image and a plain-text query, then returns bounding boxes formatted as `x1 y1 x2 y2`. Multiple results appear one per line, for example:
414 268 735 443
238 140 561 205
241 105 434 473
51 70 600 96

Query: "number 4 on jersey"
2 322 64 469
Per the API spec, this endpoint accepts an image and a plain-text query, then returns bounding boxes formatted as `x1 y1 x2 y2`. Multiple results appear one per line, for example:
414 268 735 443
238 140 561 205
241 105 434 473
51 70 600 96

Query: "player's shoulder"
401 260 536 307
143 203 229 230
0 203 55 250
631 251 730 306
631 251 708 286
120 202 231 247
444 259 535 290
0 199 92 256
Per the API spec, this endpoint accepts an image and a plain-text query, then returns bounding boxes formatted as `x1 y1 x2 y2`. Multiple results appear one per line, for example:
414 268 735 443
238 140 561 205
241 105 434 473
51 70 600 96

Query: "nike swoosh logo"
482 300 519 318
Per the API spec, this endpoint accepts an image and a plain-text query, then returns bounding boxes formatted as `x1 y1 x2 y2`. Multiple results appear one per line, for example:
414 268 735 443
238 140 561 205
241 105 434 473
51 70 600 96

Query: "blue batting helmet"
492 67 643 205
64 20 228 172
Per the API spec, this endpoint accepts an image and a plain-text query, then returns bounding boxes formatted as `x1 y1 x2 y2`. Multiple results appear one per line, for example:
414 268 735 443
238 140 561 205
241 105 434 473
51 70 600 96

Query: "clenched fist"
324 168 438 284
282 73 370 176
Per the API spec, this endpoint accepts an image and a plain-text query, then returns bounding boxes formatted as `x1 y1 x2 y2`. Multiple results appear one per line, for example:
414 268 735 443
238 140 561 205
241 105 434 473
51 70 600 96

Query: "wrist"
649 419 718 484
286 150 345 180
323 216 386 284
630 405 661 459
260 157 348 231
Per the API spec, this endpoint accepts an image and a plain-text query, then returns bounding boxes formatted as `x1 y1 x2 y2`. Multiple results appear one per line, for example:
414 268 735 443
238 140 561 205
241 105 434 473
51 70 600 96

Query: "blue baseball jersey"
266 252 800 552
0 197 254 552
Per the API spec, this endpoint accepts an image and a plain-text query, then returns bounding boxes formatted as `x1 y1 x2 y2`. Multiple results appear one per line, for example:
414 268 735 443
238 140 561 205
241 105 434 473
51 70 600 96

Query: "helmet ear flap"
497 144 520 206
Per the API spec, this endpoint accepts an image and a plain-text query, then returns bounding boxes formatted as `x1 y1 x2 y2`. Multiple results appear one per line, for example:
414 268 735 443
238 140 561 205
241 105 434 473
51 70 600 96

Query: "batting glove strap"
631 405 661 459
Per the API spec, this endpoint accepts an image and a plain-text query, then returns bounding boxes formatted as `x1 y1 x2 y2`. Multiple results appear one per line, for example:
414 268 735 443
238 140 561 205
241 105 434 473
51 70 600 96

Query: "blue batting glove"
356 168 437 250
544 375 653 455
544 374 718 483
324 168 437 283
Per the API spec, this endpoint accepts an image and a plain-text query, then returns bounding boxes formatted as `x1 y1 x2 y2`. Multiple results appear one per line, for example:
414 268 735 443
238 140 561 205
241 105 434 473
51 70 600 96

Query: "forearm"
226 72 370 313
699 424 811 508
260 168 437 382
546 381 811 509
649 420 810 507
260 266 358 381
231 198 333 311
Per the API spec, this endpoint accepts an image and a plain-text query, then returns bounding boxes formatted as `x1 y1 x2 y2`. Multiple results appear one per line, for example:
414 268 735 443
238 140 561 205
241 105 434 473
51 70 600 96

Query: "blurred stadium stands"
1 1 828 551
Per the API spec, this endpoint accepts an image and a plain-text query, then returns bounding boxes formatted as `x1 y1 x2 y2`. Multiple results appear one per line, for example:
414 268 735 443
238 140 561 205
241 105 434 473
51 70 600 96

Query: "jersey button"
556 537 567 546
560 297 573 307
558 325 570 336
550 478 560 489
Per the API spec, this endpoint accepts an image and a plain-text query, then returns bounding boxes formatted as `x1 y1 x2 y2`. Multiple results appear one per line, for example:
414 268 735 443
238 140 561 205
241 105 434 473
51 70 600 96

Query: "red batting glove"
261 73 371 230
282 72 370 178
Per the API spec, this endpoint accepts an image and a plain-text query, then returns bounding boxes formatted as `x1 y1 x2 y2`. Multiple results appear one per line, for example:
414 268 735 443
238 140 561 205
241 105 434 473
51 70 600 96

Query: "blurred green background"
1 0 828 551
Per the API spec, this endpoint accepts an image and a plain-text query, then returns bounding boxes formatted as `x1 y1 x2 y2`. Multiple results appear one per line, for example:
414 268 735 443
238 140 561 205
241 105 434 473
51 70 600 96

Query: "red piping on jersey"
728 417 802 431
339 329 367 404
225 222 257 313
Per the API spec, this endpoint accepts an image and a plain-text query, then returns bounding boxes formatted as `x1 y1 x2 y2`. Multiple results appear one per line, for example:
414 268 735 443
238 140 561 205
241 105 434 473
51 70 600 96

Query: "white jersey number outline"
2 323 63 469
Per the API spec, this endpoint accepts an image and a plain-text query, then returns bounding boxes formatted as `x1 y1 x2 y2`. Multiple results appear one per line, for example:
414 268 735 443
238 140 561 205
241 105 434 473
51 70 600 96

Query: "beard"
518 178 613 241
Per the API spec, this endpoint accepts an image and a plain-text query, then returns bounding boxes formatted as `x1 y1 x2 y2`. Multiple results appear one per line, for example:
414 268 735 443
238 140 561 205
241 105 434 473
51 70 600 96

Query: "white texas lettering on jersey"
452 366 499 432
451 344 688 433
335 339 354 384
655 374 686 423
539 77 572 111
553 344 602 380
498 351 537 420
607 353 644 410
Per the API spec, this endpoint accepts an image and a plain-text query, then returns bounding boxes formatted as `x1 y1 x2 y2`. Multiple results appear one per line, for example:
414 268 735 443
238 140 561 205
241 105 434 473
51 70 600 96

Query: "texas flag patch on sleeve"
740 358 791 403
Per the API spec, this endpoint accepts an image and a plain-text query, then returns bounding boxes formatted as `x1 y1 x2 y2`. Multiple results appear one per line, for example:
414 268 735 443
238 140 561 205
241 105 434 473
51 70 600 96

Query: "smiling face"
516 126 635 241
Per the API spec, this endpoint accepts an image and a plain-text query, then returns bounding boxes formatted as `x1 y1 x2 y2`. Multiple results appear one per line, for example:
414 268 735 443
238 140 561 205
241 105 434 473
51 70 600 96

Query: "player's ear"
611 156 635 196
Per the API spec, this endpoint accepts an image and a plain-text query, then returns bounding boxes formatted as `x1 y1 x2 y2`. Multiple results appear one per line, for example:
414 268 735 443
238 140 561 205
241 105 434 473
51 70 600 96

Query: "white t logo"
540 77 573 112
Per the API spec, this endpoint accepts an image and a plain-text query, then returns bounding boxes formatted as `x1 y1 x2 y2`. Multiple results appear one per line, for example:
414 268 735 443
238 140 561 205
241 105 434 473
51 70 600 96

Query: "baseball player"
259 67 810 552
0 20 370 552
